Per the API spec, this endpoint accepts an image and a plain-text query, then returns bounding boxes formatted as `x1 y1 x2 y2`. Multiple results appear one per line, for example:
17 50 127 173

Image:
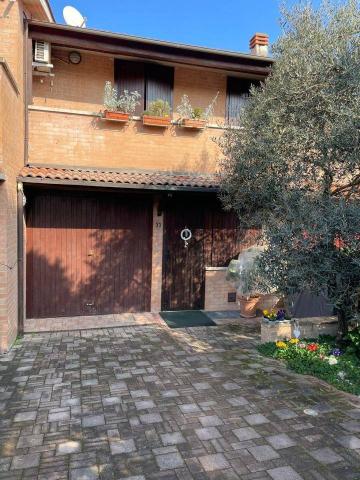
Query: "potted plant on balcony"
103 81 141 122
143 99 171 127
176 92 219 129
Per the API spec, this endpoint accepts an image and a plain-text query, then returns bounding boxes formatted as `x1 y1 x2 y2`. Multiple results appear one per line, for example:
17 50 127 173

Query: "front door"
161 194 242 311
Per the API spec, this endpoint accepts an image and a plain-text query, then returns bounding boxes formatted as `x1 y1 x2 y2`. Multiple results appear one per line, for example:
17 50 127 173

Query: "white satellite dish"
63 6 86 28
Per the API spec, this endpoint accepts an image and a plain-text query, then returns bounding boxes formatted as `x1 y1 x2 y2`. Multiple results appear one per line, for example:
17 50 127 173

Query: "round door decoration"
180 227 192 248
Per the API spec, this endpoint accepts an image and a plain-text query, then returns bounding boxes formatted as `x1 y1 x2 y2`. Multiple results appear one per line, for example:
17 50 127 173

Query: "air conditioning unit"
33 40 54 75
34 40 51 63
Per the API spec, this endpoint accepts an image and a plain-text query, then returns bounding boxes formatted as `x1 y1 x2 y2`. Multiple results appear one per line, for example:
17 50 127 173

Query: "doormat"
160 310 216 329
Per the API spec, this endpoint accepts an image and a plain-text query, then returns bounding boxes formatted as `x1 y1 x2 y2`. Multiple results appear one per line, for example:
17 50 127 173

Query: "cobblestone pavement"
1 323 360 480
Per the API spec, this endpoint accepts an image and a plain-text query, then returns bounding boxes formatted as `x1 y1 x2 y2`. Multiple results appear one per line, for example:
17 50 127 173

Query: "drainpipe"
23 16 29 165
17 183 25 335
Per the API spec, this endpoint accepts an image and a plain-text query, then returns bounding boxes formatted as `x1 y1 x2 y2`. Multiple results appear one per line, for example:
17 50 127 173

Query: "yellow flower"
263 309 269 316
276 341 287 349
289 338 299 344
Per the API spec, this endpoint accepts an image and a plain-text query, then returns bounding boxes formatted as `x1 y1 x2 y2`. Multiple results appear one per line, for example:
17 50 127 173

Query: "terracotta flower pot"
238 295 260 318
103 111 130 122
143 115 171 127
181 118 207 129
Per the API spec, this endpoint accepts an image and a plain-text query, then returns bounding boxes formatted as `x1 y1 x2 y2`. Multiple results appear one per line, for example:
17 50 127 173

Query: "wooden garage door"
162 195 250 311
26 191 152 318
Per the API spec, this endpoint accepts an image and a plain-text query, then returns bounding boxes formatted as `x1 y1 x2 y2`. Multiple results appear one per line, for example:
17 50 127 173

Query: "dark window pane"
145 64 174 110
226 77 259 122
114 59 145 115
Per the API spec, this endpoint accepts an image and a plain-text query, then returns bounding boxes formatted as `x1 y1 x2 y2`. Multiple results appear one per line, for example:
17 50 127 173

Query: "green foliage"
176 93 218 121
345 326 360 358
192 107 203 120
144 99 171 117
103 81 141 113
258 337 360 395
220 0 360 334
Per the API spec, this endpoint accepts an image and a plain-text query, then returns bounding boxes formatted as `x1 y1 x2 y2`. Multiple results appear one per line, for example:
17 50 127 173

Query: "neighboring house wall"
0 1 25 352
29 50 228 173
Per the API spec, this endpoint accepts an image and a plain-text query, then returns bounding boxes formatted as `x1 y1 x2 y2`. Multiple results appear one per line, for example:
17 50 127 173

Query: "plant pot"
238 295 260 318
181 118 207 129
143 115 171 127
103 111 130 122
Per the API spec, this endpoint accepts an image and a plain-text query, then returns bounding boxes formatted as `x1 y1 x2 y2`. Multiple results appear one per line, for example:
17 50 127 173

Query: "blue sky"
50 0 286 53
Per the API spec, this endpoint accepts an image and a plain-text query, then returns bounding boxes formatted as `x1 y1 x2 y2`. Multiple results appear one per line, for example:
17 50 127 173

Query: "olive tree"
220 0 360 335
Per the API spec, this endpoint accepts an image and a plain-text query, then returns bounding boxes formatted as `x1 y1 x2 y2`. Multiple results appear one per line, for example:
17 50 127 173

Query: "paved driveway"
0 323 360 480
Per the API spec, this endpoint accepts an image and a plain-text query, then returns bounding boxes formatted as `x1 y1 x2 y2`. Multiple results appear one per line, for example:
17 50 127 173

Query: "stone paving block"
135 400 155 410
161 432 186 446
266 433 296 449
48 410 70 422
110 439 136 454
233 427 260 441
56 441 81 455
156 452 184 470
268 466 304 480
340 421 360 433
139 413 162 424
248 445 280 461
198 415 223 427
13 411 37 422
227 396 249 406
243 414 270 425
82 415 105 428
70 466 99 479
130 389 150 398
336 435 360 449
195 427 222 441
11 453 40 470
273 408 298 420
102 396 120 406
309 447 344 464
179 404 201 414
16 434 43 448
198 453 230 471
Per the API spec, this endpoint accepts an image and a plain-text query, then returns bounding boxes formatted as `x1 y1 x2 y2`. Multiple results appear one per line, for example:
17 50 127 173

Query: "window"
226 77 259 123
114 59 174 115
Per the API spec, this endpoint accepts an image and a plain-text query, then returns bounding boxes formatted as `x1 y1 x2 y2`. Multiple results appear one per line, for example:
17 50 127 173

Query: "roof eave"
28 21 273 76
18 176 219 193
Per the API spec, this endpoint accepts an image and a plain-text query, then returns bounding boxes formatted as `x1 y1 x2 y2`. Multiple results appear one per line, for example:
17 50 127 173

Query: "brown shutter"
145 64 174 110
226 77 258 122
114 59 145 115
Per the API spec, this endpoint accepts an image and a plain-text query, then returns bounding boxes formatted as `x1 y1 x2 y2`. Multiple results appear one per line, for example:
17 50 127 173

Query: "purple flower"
276 309 286 321
331 348 342 357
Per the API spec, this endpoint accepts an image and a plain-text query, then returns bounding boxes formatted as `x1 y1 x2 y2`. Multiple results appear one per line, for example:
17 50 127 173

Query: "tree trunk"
337 308 349 338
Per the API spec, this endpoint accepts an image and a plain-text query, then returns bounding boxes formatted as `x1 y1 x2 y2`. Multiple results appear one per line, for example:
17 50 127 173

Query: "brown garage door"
26 190 152 318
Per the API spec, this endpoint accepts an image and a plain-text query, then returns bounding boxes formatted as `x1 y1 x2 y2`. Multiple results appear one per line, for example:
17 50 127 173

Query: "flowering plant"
263 309 288 321
307 343 318 352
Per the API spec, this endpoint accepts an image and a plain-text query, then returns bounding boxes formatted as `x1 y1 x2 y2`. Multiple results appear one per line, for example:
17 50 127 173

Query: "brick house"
0 0 272 351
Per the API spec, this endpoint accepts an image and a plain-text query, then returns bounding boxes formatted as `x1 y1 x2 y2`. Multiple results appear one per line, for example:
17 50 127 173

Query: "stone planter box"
261 316 338 343
261 319 292 343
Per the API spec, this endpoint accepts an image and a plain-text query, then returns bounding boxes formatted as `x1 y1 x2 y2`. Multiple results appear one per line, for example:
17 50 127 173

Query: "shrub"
103 81 141 113
144 99 171 117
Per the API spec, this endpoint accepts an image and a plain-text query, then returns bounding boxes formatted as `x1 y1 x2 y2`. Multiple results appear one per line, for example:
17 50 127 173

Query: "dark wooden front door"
26 190 152 318
161 195 244 311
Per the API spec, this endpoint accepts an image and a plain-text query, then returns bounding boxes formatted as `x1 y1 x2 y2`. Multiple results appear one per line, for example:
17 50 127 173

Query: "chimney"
250 33 269 57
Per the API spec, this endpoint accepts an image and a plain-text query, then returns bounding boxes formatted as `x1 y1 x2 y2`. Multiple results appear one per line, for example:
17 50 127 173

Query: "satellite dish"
63 6 86 28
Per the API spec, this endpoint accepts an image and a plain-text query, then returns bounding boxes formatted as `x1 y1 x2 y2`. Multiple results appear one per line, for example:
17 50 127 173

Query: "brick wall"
204 268 239 312
0 1 25 352
30 51 226 173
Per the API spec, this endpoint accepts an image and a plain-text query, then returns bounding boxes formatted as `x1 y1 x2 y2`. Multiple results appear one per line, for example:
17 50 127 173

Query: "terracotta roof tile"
19 166 220 190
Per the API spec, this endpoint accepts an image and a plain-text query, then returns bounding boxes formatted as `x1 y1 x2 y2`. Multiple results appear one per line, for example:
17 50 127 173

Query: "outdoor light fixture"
68 51 82 65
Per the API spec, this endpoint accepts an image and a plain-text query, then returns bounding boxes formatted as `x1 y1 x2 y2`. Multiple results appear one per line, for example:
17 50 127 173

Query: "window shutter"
145 64 174 110
114 59 145 115
226 77 257 122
